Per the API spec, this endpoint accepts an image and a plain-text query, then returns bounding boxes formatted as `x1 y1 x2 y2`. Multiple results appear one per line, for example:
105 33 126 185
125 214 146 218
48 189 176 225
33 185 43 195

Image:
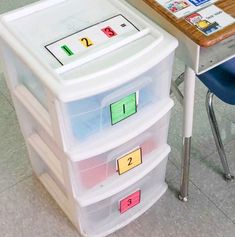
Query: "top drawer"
60 55 174 149
10 51 174 151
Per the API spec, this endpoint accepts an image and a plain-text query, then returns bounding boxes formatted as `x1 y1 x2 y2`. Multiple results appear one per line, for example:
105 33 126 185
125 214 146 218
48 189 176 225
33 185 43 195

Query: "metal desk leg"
179 66 196 202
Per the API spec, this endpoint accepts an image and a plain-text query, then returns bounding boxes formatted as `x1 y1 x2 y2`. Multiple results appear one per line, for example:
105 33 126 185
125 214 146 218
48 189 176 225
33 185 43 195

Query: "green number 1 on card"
110 93 137 125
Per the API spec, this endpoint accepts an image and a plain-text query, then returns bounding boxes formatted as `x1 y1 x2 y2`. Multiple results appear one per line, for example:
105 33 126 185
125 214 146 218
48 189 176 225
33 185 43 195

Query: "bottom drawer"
78 154 168 237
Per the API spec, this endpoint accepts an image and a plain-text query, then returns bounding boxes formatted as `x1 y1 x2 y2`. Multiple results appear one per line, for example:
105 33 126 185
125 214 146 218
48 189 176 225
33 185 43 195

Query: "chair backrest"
197 57 235 105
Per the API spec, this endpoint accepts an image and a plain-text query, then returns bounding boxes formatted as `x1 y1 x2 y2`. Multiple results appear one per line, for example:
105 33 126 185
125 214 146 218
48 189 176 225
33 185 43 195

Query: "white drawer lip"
77 144 170 206
68 98 174 160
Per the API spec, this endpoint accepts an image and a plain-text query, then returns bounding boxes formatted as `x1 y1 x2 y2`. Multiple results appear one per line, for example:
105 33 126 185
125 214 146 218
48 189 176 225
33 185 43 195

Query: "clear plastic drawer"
61 55 173 148
4 44 174 151
71 112 171 197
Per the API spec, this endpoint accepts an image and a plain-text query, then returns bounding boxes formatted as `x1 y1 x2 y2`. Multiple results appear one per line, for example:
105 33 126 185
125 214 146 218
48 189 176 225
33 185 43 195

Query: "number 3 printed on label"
120 190 141 214
127 199 132 206
101 26 117 38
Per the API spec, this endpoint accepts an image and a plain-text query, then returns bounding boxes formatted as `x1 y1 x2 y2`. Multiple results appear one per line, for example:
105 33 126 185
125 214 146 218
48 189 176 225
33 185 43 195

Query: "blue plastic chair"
197 57 235 181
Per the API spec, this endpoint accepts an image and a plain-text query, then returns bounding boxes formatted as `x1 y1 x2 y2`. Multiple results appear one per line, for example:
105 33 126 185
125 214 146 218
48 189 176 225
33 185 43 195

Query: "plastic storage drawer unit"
0 0 178 236
0 0 178 152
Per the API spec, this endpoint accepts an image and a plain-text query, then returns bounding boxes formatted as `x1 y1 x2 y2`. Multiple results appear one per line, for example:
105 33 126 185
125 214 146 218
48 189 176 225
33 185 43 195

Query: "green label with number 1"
110 93 137 125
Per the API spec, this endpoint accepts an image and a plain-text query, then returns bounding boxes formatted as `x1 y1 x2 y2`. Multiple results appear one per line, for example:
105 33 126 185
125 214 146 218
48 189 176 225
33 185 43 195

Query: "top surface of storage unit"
0 0 178 101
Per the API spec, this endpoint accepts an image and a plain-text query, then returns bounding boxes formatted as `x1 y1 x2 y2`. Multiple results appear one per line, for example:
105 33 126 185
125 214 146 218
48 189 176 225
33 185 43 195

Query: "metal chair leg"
170 72 184 106
205 90 234 181
170 80 184 106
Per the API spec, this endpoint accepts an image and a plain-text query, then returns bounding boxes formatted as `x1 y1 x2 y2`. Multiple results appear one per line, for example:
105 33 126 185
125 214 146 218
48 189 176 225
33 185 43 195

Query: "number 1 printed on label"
61 45 74 56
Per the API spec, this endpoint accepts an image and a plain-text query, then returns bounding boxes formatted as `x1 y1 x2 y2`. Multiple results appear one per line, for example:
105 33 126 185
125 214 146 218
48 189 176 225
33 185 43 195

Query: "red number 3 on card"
120 190 141 214
101 26 117 38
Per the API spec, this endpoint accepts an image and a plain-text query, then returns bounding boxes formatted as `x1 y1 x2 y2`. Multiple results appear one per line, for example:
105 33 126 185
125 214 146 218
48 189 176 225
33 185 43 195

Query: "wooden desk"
126 0 235 201
142 0 235 47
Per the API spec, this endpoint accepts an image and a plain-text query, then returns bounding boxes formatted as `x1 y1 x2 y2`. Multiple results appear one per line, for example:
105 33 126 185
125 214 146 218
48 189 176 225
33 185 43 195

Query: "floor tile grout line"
0 74 14 106
168 159 235 226
189 181 235 225
168 132 220 161
0 90 15 109
0 174 33 196
169 127 235 168
0 90 15 111
0 144 27 166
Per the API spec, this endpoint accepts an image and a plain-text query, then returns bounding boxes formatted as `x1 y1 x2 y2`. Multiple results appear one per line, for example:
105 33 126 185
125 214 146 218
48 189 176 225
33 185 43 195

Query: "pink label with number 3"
101 26 117 38
119 190 141 214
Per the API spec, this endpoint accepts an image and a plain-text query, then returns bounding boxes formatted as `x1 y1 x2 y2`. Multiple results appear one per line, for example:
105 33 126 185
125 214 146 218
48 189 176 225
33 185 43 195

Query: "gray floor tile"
0 59 3 74
0 144 32 194
189 139 235 223
110 161 235 237
0 176 80 237
213 97 235 124
0 110 25 160
194 77 209 98
0 0 12 13
0 96 31 192
0 0 39 14
0 73 13 105
0 91 13 118
172 57 185 81
169 87 235 168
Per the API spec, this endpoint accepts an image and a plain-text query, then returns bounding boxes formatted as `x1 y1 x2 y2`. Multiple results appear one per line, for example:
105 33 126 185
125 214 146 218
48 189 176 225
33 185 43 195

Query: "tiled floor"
1 1 235 237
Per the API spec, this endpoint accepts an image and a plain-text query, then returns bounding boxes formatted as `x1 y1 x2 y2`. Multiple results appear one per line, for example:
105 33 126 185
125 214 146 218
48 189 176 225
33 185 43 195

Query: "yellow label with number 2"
117 148 142 175
79 37 94 48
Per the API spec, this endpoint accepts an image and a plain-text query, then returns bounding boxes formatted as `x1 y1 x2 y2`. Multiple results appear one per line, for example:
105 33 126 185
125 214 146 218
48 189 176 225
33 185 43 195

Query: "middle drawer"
70 111 170 197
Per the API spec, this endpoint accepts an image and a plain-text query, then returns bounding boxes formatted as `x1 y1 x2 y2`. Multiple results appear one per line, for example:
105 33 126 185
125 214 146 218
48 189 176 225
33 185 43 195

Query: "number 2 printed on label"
80 37 94 48
128 157 133 166
45 15 139 66
117 148 142 175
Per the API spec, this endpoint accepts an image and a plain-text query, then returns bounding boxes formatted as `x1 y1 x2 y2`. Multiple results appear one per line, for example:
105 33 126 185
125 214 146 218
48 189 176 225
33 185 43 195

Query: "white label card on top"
155 0 218 18
185 5 235 36
45 15 139 66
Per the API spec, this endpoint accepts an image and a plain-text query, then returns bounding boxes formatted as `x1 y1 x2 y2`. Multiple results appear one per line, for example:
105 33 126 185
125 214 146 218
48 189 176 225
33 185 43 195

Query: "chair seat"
197 57 235 105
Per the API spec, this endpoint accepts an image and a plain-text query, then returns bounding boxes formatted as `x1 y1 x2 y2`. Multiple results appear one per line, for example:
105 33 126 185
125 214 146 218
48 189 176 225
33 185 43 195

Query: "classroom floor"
1 1 235 237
